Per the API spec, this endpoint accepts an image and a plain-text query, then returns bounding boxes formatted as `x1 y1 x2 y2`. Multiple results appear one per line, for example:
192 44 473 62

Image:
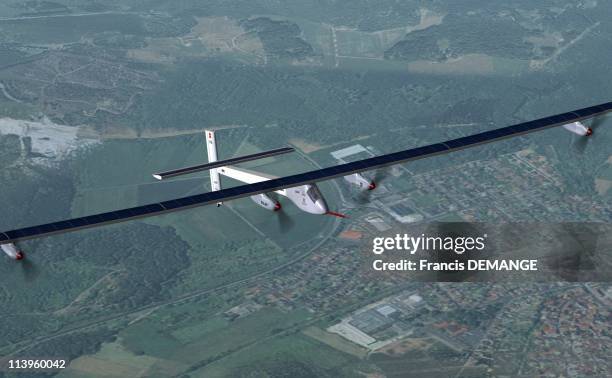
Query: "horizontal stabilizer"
153 147 294 180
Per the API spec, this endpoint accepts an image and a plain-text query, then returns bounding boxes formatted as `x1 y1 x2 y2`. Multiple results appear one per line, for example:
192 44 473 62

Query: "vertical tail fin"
205 129 223 206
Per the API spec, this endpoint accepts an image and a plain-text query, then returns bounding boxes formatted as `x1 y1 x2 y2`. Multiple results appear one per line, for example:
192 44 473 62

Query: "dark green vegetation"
385 4 595 62
135 61 534 145
386 13 535 61
0 220 190 345
25 327 116 362
241 17 315 60
39 223 190 309
0 13 195 44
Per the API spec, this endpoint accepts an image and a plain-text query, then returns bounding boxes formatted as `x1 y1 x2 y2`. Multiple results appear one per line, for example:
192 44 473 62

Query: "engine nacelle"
563 121 592 136
344 173 375 190
1 243 24 260
250 193 281 211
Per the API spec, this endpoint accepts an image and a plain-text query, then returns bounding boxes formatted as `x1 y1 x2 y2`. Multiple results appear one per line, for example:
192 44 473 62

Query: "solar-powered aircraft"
152 131 345 218
2 101 611 261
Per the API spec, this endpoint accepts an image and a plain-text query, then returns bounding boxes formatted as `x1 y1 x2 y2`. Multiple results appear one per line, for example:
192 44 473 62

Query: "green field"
190 332 361 377
116 306 316 376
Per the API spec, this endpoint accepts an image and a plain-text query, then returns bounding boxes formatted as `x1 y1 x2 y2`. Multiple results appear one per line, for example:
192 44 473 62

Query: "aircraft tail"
205 130 223 206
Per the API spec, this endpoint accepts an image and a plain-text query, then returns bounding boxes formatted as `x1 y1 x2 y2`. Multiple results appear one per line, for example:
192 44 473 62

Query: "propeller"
574 135 588 154
276 207 295 233
574 115 607 154
268 193 295 233
20 257 40 282
356 168 391 204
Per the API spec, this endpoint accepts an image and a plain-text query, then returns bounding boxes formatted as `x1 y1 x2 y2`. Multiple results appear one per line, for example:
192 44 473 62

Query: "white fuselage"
217 165 328 215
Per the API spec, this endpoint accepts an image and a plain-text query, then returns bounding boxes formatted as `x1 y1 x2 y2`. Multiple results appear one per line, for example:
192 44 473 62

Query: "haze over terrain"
0 1 611 377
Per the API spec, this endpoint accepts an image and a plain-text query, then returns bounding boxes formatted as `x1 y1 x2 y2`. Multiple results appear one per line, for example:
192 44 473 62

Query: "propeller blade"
573 135 589 154
356 168 391 204
20 258 39 282
267 193 295 233
373 167 391 185
277 210 295 233
572 115 608 154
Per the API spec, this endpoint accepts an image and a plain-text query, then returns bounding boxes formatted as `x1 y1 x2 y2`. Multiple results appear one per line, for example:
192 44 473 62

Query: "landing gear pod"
1 243 24 260
343 173 375 191
563 121 591 136
250 193 281 211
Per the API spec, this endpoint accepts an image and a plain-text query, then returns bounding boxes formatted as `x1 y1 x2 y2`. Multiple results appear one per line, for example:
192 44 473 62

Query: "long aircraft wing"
1 101 611 245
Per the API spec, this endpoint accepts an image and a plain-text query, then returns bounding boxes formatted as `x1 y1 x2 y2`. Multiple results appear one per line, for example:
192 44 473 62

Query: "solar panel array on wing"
153 146 294 179
1 102 611 244
0 203 166 241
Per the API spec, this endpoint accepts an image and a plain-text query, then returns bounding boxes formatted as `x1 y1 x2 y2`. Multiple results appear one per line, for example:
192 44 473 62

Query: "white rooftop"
331 144 367 160
408 294 423 304
376 305 397 316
